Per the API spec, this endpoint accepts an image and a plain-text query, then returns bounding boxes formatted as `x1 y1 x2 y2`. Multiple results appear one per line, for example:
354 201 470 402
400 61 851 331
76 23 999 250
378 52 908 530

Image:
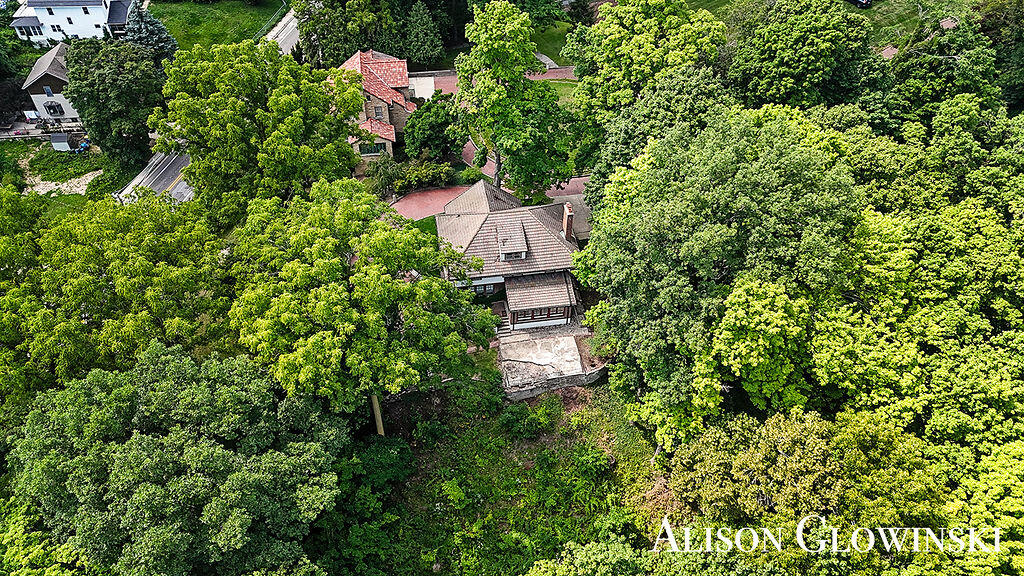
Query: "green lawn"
149 0 286 48
531 21 572 67
43 194 89 222
412 215 437 236
545 79 577 104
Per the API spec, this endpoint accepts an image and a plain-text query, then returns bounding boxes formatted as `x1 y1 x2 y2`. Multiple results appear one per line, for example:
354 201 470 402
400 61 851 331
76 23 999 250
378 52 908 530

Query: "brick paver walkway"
391 186 469 220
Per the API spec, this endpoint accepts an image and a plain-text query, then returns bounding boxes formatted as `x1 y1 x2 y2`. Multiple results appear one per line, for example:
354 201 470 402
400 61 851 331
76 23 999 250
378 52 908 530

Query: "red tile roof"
358 118 396 142
341 50 417 113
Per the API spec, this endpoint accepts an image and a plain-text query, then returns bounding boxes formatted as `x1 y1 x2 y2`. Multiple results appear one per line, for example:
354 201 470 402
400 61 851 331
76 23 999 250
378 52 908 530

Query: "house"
341 50 417 159
437 181 588 331
21 43 80 123
11 0 132 45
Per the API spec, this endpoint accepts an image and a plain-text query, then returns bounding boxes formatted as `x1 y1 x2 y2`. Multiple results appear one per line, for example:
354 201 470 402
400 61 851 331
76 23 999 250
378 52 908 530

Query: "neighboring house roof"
550 194 592 240
11 15 41 26
107 0 130 24
27 0 103 5
437 182 578 279
341 50 417 113
505 272 579 312
23 42 68 89
444 180 522 214
358 117 396 142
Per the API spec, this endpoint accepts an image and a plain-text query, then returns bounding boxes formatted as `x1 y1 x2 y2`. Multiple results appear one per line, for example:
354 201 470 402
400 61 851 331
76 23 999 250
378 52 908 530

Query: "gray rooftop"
26 0 103 5
444 180 522 215
505 272 579 312
106 0 129 24
11 15 41 26
22 42 68 89
437 198 578 279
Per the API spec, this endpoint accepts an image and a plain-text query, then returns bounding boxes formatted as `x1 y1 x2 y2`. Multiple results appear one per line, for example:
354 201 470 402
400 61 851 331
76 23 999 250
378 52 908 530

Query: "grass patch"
411 215 438 237
149 0 286 48
28 148 108 183
546 79 577 105
0 140 32 188
42 194 90 223
531 21 572 67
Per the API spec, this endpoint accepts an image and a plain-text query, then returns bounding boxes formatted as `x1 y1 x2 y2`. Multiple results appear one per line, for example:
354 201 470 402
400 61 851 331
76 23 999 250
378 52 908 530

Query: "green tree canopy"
65 39 165 167
563 0 725 125
725 0 876 107
403 0 443 65
455 0 571 193
11 342 348 576
575 106 864 447
228 178 496 412
0 194 227 398
403 91 464 161
150 41 364 229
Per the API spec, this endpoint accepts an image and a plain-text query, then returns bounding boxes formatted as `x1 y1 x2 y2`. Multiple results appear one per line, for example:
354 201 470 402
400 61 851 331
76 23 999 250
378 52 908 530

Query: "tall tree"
12 342 348 576
403 91 464 161
0 194 227 396
454 0 570 192
575 106 864 447
725 0 876 107
150 40 364 229
292 0 401 67
123 3 179 68
228 178 496 413
64 39 164 167
403 0 443 65
563 0 725 125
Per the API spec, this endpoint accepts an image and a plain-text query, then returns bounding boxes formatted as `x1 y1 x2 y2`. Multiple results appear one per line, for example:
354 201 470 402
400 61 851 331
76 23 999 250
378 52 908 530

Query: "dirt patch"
27 169 102 195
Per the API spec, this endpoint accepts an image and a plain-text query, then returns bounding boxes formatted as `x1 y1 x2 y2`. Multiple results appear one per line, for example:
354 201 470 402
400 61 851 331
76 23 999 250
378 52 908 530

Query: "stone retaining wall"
505 366 607 401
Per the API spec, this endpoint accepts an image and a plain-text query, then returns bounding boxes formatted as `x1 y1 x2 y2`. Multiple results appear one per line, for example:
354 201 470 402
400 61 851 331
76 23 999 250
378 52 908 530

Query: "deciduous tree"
150 41 364 229
12 342 348 576
455 1 570 193
228 178 496 412
65 39 164 167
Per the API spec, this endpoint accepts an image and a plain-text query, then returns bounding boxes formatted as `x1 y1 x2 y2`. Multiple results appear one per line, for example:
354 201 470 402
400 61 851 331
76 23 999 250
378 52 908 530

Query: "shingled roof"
505 272 579 312
437 182 578 280
341 50 417 113
22 43 68 89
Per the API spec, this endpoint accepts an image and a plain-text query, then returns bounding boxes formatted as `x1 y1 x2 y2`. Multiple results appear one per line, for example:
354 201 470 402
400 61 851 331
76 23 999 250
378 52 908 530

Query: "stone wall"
504 366 607 401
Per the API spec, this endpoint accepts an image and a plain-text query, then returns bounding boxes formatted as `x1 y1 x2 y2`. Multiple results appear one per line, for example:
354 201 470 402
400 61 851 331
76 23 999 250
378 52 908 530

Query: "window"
43 102 65 116
46 7 54 15
43 85 53 97
82 6 89 13
358 142 387 155
18 26 42 36
94 24 100 28
67 17 73 24
373 105 383 119
70 34 79 38
473 285 485 294
51 24 62 32
484 284 494 294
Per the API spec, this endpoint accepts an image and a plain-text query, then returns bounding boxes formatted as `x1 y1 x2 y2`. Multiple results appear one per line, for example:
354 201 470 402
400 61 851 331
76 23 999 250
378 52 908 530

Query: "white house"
22 43 80 123
10 0 132 46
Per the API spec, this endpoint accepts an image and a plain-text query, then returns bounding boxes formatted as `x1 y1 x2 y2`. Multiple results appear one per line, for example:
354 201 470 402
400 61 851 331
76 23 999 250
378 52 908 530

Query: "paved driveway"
391 186 469 220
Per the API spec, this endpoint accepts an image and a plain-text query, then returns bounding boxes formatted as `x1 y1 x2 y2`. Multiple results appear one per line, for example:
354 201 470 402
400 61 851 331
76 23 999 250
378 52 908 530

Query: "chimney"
561 202 574 239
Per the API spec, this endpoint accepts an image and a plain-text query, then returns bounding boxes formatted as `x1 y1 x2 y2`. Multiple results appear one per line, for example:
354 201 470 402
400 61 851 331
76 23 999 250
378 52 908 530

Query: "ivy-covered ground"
382 377 658 576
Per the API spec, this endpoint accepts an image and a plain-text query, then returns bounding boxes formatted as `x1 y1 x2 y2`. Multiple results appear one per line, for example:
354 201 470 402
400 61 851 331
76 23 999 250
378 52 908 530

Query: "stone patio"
498 323 605 400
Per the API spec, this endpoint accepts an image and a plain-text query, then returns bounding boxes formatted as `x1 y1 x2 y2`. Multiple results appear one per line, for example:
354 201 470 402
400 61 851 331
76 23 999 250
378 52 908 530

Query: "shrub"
455 166 485 185
85 161 137 199
500 395 564 440
394 160 455 193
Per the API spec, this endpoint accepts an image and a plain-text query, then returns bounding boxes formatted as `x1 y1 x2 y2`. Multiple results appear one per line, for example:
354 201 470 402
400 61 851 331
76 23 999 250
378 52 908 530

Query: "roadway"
119 152 194 203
